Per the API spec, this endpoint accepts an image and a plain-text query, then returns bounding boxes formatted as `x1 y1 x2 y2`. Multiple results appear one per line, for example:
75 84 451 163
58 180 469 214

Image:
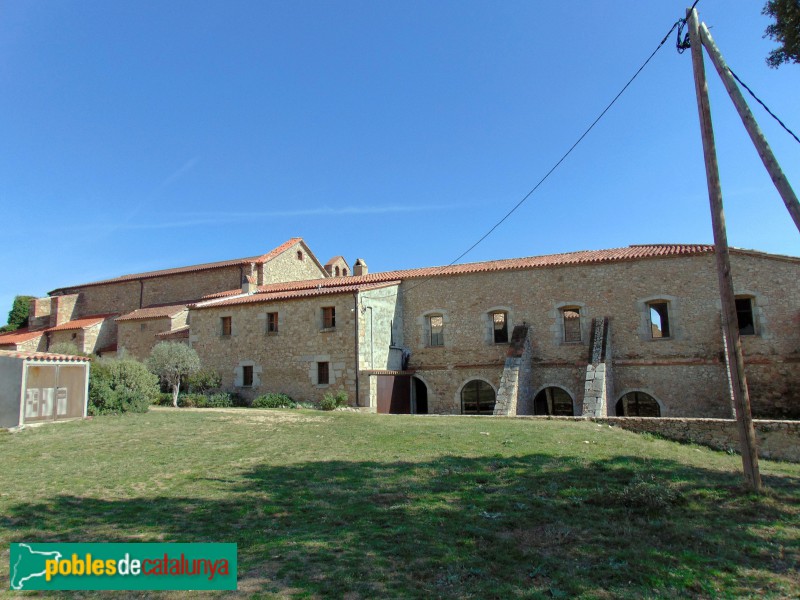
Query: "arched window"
335 266 340 276
297 250 304 261
342 268 348 276
616 391 660 417
461 380 496 415
533 387 574 416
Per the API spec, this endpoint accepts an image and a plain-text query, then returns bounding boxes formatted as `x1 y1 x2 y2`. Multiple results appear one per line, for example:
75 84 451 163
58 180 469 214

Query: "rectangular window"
562 308 581 343
322 307 336 329
648 302 670 338
267 312 278 333
242 365 253 387
221 316 232 337
492 312 509 344
317 362 329 385
735 297 755 335
429 315 444 347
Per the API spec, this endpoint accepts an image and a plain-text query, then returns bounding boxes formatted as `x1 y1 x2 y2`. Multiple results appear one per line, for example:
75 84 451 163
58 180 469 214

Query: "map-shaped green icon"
10 544 62 590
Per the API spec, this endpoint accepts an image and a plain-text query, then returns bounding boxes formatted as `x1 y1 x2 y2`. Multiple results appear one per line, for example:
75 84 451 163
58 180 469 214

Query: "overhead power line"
365 3 701 302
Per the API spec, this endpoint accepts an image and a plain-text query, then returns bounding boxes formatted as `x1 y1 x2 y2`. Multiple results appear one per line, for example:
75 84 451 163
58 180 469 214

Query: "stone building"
186 244 800 419
3 240 798 419
0 238 332 359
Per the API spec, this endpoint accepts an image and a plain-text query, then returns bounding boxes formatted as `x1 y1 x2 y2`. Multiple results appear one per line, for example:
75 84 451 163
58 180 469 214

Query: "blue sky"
1 1 798 317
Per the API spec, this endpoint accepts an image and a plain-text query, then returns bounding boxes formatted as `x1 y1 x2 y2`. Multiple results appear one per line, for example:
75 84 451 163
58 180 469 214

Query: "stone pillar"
494 325 532 416
582 318 613 417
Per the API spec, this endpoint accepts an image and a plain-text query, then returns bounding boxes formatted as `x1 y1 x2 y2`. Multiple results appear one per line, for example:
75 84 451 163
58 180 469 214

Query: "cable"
360 4 700 302
726 66 800 145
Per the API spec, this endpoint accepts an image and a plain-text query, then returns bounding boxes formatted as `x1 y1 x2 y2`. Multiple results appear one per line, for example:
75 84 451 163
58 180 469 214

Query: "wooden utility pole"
687 7 762 491
699 23 800 234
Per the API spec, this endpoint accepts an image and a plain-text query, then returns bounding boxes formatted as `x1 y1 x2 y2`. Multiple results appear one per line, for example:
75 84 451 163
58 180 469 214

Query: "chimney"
242 275 257 295
353 258 368 277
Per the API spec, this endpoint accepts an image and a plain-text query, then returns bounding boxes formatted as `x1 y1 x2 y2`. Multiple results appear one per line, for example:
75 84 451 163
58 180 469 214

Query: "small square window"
317 362 329 385
429 315 444 347
492 312 509 344
322 307 335 329
267 312 278 333
648 302 670 338
242 365 253 387
735 297 755 336
221 316 232 337
140 323 147 331
562 308 581 343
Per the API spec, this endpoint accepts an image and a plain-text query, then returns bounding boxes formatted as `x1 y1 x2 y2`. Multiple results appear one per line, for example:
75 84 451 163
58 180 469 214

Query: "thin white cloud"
86 204 462 231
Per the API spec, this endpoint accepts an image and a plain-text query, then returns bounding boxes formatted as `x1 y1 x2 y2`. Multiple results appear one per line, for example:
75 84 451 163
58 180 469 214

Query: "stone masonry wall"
358 285 402 372
190 292 359 405
262 241 327 284
141 266 246 307
118 317 173 360
399 252 800 417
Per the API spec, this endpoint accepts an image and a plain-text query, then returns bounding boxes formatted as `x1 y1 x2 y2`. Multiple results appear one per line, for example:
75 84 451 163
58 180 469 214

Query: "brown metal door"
376 375 411 414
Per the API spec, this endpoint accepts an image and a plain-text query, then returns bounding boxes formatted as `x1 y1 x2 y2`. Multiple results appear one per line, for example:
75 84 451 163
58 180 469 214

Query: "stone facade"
117 309 188 360
394 252 800 418
10 241 799 420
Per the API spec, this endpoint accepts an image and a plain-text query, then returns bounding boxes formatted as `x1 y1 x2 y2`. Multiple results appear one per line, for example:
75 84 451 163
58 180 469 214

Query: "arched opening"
533 387 574 416
461 380 496 415
616 391 661 417
412 377 428 414
335 266 340 276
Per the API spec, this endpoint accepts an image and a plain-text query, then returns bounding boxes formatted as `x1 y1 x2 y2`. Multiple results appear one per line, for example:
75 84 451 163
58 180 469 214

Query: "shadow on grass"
2 454 798 598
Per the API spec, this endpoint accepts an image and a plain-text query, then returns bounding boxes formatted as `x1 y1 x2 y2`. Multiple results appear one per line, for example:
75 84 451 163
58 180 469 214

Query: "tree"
1 295 35 333
763 0 800 67
146 342 201 407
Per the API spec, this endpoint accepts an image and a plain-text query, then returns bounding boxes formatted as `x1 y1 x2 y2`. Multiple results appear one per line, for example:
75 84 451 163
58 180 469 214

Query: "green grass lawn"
1 408 798 599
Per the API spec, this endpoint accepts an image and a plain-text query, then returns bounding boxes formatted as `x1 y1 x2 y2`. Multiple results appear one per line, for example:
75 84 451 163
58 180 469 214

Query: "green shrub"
48 342 91 357
88 358 159 415
187 368 222 394
201 393 233 408
319 390 348 411
154 393 173 406
252 393 297 409
177 393 205 408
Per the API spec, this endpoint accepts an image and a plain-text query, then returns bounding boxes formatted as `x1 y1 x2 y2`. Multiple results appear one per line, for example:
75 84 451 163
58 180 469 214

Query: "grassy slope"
0 408 798 599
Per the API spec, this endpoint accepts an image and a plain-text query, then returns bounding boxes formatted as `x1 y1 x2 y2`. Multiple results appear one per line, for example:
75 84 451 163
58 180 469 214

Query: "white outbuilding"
0 350 90 428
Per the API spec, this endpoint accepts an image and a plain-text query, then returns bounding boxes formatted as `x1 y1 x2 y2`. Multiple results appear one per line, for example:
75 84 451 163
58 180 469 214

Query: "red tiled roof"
46 314 117 332
190 244 800 306
156 325 190 338
116 303 189 322
192 281 402 310
0 328 47 345
49 238 305 293
0 349 91 363
324 255 347 266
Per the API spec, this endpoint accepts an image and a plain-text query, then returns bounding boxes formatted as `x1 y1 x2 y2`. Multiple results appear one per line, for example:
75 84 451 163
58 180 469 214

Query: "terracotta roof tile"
196 244 721 300
0 349 91 362
116 303 189 322
0 328 47 345
46 314 117 332
192 281 402 310
156 325 190 338
49 238 304 293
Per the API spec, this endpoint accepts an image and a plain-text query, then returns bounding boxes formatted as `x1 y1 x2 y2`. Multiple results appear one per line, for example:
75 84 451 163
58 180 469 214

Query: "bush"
177 393 206 408
89 358 159 415
48 342 91 357
252 393 297 409
187 368 222 394
199 393 233 408
319 390 348 411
